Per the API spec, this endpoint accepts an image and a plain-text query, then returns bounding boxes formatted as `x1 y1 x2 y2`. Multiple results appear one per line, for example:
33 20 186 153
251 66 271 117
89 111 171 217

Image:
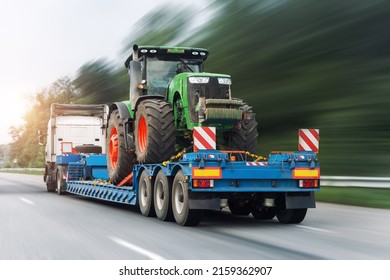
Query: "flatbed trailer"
62 146 320 226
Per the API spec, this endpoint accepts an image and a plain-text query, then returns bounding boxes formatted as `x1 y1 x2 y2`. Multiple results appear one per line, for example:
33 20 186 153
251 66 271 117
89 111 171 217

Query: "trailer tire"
134 100 175 163
106 109 136 184
138 170 155 217
228 199 252 215
172 170 202 226
229 104 258 155
154 170 174 221
56 168 66 195
46 180 56 192
45 164 56 192
251 207 276 220
276 208 307 224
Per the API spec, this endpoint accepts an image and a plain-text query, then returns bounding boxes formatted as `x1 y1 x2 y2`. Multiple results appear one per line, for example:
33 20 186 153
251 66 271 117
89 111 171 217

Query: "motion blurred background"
2 0 389 177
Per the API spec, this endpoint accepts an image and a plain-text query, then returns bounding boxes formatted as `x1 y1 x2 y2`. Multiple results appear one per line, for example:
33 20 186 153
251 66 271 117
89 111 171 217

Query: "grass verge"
0 170 44 176
316 186 390 209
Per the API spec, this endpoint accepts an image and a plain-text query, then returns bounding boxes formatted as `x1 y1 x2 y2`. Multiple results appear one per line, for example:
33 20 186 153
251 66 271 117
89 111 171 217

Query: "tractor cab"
125 45 209 104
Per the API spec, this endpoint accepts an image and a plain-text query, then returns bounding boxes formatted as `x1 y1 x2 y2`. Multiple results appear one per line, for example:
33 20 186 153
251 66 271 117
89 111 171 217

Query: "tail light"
193 179 214 188
298 179 319 188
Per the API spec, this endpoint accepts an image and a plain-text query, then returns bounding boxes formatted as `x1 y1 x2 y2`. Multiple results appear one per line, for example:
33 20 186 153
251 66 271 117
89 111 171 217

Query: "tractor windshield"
146 57 201 96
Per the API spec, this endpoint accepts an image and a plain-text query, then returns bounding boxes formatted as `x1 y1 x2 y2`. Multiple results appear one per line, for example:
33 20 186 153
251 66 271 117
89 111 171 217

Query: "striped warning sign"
193 127 216 152
246 162 268 166
298 129 319 152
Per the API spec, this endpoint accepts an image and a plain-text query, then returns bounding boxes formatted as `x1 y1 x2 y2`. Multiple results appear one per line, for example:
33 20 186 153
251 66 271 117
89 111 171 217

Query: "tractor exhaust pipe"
128 44 141 110
132 44 139 61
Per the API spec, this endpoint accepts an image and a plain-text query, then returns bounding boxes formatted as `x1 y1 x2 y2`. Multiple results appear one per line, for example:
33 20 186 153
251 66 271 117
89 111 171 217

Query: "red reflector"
193 179 213 188
299 179 319 188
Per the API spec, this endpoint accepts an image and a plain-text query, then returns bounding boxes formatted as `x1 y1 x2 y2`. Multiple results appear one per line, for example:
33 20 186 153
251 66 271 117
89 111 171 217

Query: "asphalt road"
1 172 389 260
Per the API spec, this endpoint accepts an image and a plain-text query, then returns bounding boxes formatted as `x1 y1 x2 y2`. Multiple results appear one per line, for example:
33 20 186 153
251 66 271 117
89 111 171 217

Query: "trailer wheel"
134 100 175 163
228 199 252 215
276 208 307 224
45 164 56 192
106 109 136 184
172 170 202 226
56 168 66 195
251 207 276 220
46 180 56 192
138 170 155 217
154 170 173 221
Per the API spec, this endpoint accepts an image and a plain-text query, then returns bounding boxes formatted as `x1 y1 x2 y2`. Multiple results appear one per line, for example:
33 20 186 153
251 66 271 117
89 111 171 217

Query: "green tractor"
106 45 258 184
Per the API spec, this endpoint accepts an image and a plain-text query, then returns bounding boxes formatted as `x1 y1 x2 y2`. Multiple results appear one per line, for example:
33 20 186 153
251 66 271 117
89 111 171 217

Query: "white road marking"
19 197 35 206
109 236 165 260
295 225 335 233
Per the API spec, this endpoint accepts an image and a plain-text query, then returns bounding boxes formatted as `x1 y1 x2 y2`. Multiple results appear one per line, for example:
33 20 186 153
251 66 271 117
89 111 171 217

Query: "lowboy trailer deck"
62 142 320 226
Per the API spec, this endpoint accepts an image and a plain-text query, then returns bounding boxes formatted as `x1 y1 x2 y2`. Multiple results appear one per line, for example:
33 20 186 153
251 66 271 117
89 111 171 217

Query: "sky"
0 0 168 145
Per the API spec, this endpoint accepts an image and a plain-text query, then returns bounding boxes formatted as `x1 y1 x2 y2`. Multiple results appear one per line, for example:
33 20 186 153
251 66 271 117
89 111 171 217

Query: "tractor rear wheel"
106 109 136 184
134 100 175 163
229 104 258 154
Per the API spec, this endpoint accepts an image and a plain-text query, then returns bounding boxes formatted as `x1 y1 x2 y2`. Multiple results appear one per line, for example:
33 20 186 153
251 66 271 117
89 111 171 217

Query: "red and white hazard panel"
193 127 216 152
298 129 319 152
246 162 268 166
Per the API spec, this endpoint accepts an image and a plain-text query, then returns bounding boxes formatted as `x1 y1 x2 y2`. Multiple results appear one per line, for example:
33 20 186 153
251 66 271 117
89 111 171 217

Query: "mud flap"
189 193 220 210
285 192 316 209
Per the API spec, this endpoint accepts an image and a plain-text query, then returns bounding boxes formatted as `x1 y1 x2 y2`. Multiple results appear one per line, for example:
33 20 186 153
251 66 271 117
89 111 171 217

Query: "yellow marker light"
292 168 320 179
192 168 222 179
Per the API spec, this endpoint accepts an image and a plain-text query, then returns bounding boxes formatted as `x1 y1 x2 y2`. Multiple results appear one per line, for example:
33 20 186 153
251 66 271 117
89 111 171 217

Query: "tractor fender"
108 102 134 151
109 102 131 120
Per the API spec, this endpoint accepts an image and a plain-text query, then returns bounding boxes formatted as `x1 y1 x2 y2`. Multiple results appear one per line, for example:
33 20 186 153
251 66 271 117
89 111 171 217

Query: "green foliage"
9 77 79 167
74 5 196 106
73 59 128 104
122 5 191 49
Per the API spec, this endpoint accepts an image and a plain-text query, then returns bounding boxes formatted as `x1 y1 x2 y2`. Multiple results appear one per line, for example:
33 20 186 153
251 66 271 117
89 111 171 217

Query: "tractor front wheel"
134 100 175 163
229 104 258 154
106 109 136 184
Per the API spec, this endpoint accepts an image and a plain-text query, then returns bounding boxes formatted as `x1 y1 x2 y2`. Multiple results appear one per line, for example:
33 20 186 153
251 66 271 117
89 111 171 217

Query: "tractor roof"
125 45 209 68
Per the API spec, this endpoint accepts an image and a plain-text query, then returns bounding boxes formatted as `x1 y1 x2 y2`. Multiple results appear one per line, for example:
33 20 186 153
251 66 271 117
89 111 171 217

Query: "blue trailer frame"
62 149 320 226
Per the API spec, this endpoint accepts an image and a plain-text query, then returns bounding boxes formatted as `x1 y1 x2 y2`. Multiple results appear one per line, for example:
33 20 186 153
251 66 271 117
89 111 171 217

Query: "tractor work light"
218 78 232 85
167 48 185 54
188 77 210 84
